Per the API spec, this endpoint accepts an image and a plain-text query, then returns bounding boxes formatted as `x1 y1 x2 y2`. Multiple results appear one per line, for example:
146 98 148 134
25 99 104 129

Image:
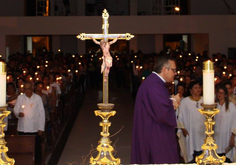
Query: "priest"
131 56 180 164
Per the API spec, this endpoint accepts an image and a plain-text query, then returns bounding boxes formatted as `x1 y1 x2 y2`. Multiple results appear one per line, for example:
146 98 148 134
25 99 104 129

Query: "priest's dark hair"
153 56 175 73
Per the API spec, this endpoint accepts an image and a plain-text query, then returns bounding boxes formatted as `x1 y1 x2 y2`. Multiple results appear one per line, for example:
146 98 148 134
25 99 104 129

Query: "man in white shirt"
14 82 45 164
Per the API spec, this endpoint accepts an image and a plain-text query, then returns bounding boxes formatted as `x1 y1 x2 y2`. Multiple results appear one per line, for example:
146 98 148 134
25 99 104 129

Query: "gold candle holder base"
90 103 120 165
196 104 225 165
0 106 15 165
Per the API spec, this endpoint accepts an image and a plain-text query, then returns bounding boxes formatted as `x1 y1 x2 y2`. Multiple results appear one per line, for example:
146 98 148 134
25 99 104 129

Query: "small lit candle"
134 55 137 58
45 64 48 67
78 62 81 65
222 71 226 76
47 86 49 90
229 74 232 77
21 105 25 112
35 72 38 75
180 55 182 58
224 66 227 69
80 55 83 58
7 76 9 80
140 66 143 69
214 78 217 81
36 78 39 81
131 61 133 64
68 69 71 73
29 77 32 81
45 61 48 64
142 77 145 80
203 60 214 104
75 70 78 73
172 81 175 85
21 84 24 88
99 58 102 61
37 66 40 69
72 55 75 58
177 71 180 75
117 58 119 61
195 59 198 61
180 77 183 81
188 53 191 56
91 55 94 58
23 70 26 74
116 55 118 58
136 66 139 69
20 92 23 95
58 49 61 52
215 59 218 62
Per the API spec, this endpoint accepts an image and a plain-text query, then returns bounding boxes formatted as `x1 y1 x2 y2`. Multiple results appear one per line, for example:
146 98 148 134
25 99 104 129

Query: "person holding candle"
13 82 45 164
177 80 205 163
214 85 236 162
131 56 180 164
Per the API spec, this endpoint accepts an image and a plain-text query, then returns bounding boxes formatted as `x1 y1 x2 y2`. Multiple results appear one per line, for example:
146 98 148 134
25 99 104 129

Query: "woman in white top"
214 85 236 162
177 81 205 163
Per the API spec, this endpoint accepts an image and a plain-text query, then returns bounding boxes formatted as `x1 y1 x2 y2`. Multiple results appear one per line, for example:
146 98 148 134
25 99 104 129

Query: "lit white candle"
21 105 25 112
0 62 6 106
203 60 214 104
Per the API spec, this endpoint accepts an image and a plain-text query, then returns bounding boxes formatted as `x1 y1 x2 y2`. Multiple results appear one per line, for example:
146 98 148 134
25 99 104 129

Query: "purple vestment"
131 73 179 164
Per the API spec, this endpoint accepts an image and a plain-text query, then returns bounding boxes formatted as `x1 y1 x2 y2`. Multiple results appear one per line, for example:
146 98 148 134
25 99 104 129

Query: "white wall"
0 15 236 58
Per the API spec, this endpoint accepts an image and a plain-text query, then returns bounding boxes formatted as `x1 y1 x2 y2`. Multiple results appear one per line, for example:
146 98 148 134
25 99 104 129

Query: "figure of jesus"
91 37 119 82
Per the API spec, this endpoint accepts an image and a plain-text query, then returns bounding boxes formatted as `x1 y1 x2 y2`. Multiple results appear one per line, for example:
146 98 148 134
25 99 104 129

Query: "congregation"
3 49 236 164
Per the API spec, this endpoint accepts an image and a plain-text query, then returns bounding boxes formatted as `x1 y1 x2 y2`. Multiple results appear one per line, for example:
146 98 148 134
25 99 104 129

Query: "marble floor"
50 84 134 165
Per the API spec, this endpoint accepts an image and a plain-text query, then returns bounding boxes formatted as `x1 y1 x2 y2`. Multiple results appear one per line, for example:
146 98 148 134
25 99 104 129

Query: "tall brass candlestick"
196 61 225 165
0 62 15 165
90 103 120 165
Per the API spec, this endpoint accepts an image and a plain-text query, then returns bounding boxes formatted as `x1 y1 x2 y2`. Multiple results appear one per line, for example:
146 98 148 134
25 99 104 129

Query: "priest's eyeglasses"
165 67 177 73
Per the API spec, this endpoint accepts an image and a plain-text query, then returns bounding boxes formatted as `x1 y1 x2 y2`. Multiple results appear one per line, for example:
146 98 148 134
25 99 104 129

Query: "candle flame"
21 105 25 109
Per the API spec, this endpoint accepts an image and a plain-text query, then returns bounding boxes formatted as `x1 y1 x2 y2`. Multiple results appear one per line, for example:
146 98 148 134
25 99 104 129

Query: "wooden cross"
77 9 134 104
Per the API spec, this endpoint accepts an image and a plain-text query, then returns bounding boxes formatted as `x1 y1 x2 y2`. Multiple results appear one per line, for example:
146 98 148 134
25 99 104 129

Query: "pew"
5 135 35 165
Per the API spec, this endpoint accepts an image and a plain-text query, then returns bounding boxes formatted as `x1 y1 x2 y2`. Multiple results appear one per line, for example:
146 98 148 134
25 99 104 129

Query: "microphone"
173 80 179 95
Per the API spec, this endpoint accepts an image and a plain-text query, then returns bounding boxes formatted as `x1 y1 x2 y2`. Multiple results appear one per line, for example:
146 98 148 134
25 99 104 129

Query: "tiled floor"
52 84 134 165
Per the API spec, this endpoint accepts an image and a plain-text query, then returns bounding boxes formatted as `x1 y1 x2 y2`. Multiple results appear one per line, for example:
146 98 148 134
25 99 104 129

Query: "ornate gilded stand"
90 103 120 165
196 104 225 165
0 106 15 165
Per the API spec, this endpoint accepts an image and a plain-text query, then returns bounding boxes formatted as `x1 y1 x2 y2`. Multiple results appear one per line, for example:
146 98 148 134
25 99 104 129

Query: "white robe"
177 96 205 162
214 102 236 161
14 93 45 133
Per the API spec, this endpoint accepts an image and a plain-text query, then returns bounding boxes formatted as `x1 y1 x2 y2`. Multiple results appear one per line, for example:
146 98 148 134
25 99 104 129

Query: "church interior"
0 0 236 164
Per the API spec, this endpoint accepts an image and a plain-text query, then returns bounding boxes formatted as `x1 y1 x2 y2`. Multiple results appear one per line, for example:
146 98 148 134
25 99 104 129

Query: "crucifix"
77 9 134 104
77 9 134 164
